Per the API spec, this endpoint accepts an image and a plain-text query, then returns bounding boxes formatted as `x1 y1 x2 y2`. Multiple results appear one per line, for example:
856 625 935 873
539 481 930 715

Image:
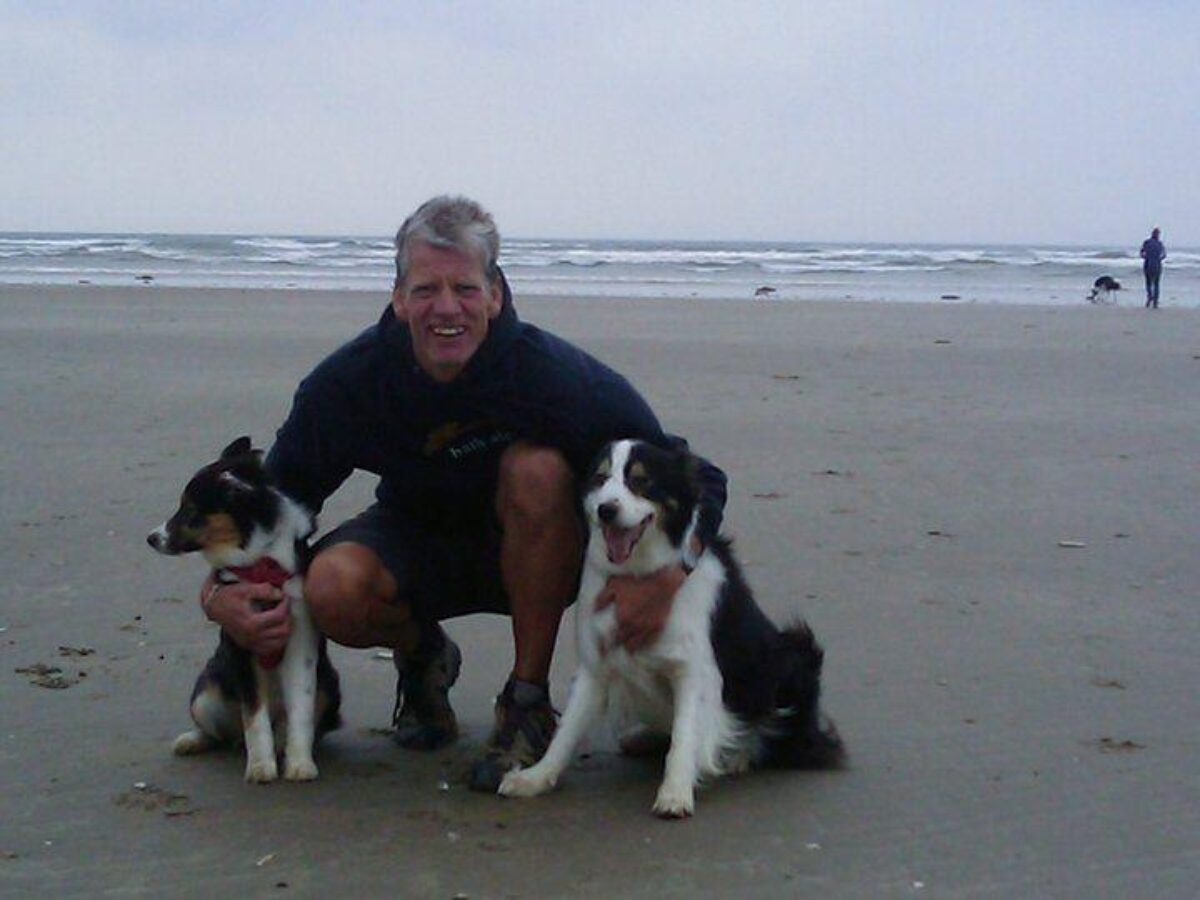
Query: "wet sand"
2 285 1198 898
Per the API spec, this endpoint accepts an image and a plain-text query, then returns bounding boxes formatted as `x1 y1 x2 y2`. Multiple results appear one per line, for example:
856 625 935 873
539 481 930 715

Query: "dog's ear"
682 448 700 477
218 470 255 494
220 436 253 460
664 443 700 481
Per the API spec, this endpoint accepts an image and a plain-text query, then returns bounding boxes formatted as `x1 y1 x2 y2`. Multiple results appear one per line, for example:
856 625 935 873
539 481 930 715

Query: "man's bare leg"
495 443 583 686
306 543 460 749
469 443 582 791
305 543 413 648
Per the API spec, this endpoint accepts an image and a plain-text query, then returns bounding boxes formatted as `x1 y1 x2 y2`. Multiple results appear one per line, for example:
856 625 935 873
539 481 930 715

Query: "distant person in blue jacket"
1140 227 1166 309
198 195 728 792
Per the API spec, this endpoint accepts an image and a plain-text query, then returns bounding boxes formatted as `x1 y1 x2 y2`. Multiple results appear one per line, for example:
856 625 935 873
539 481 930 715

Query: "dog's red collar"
220 557 293 669
224 557 293 589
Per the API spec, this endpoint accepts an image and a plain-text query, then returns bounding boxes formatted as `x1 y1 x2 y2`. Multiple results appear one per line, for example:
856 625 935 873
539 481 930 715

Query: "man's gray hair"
394 195 501 286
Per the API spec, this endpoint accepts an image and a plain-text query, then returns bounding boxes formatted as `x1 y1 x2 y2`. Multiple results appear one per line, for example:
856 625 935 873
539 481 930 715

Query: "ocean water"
0 233 1196 308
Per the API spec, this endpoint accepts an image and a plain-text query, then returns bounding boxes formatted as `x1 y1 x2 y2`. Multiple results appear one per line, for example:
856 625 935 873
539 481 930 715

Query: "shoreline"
3 285 1198 897
2 280 1196 312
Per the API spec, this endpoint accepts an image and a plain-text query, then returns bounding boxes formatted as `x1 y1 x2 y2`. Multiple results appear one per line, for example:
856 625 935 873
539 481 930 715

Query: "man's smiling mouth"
432 325 466 337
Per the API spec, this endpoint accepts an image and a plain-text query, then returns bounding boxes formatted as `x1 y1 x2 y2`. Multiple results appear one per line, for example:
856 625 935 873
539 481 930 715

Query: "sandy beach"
2 284 1198 898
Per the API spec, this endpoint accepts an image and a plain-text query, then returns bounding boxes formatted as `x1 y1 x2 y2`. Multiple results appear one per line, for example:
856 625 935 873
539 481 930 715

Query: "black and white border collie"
147 437 341 783
1088 275 1122 304
500 439 844 817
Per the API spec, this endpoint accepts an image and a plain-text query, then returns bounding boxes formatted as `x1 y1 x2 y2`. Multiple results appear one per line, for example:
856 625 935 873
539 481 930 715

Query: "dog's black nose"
597 501 618 524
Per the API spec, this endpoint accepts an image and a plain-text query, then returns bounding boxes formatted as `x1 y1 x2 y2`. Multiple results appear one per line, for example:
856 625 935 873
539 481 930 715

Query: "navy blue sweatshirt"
266 278 727 543
1141 237 1166 272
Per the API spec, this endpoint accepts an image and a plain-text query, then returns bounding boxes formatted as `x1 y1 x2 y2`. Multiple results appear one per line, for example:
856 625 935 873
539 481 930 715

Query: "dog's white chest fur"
576 560 729 735
501 546 745 817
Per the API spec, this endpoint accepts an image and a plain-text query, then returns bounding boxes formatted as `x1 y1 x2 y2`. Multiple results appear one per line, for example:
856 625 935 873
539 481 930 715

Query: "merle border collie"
500 439 844 817
147 437 341 783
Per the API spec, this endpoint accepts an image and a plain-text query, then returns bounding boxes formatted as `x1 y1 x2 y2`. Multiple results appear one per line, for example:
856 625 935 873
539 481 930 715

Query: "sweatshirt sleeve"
264 376 356 517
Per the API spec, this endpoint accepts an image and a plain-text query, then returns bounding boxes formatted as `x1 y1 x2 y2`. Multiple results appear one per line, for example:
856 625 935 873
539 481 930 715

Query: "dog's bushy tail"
759 621 846 769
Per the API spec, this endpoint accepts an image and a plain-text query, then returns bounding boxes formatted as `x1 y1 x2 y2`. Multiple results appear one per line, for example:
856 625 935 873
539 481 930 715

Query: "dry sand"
2 285 1198 898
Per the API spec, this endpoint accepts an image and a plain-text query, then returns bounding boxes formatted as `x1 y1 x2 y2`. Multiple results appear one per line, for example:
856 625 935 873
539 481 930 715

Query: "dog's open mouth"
602 514 652 565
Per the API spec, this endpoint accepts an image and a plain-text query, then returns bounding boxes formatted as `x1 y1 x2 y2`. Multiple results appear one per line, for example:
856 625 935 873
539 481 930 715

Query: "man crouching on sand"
199 195 727 790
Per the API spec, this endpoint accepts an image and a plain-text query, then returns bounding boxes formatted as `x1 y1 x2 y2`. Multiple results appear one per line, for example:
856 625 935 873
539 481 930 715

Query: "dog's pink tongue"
603 524 638 565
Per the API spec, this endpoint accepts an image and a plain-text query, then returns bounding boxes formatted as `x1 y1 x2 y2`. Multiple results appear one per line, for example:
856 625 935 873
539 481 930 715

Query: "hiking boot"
392 623 462 751
468 679 557 792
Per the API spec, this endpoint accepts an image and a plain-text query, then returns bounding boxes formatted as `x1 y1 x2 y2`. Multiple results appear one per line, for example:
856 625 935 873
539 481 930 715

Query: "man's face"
392 241 503 383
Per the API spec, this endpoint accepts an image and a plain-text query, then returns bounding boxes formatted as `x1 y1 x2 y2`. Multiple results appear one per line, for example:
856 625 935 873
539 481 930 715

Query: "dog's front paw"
283 758 319 782
498 766 556 798
244 757 279 784
652 784 694 819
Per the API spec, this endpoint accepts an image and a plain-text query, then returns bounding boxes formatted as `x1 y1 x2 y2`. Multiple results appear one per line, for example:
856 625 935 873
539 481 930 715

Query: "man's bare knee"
305 544 402 643
497 443 575 524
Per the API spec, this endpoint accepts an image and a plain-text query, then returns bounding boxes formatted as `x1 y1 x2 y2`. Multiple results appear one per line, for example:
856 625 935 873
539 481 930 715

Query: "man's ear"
391 283 408 322
486 279 503 319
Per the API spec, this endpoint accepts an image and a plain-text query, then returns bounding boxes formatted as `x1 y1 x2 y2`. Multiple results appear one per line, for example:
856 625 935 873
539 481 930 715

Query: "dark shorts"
312 503 509 621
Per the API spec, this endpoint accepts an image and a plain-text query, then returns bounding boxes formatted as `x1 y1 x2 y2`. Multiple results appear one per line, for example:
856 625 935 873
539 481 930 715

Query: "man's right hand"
595 564 688 652
200 575 291 658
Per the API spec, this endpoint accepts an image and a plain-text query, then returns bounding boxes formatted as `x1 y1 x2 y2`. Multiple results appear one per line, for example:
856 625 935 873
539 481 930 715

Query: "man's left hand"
595 564 688 651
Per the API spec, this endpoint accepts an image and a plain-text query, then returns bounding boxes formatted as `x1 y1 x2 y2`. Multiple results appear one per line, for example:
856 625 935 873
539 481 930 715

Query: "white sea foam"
1 232 1196 306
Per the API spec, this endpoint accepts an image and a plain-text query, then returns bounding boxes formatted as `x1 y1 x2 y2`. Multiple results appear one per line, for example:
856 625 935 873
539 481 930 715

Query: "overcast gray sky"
3 1 1196 245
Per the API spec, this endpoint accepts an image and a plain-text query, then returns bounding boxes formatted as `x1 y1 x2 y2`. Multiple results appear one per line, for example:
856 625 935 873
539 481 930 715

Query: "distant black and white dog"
1088 275 1122 304
500 439 844 817
147 437 341 783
